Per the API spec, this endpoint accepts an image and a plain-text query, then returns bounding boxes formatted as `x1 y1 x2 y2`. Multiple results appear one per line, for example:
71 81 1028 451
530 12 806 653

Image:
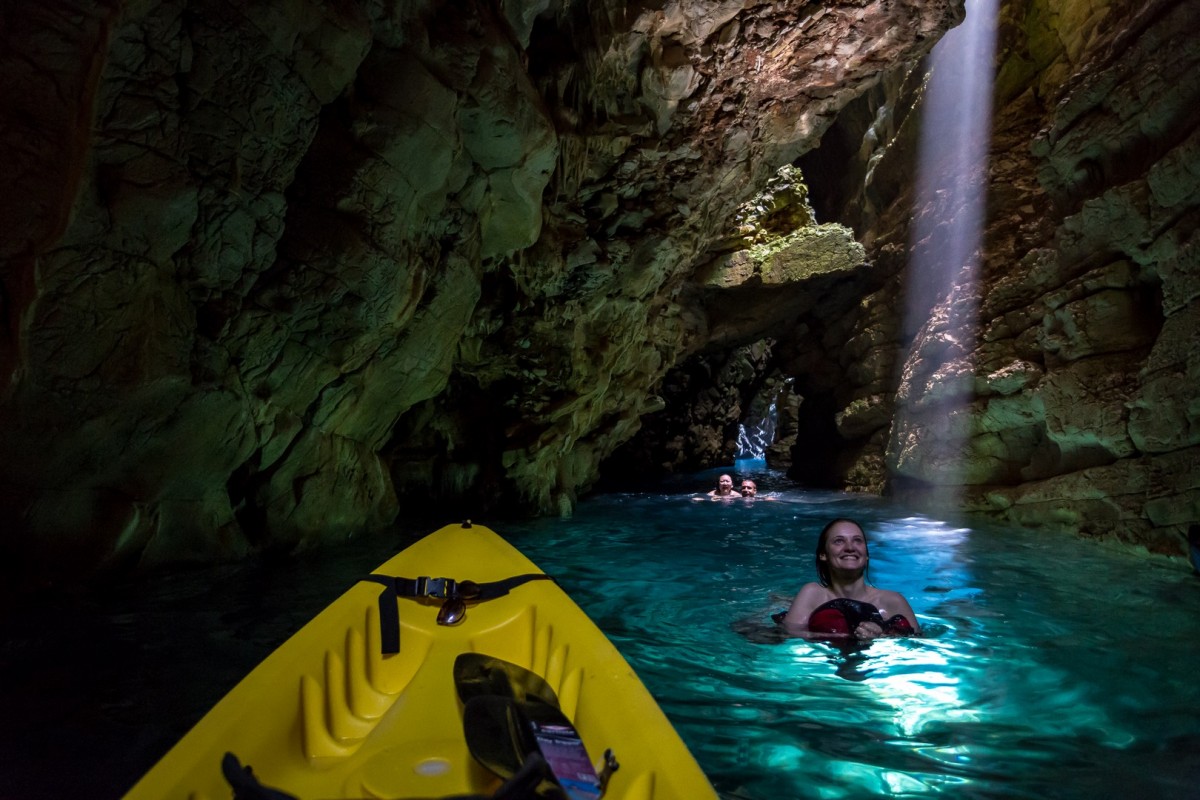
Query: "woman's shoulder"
870 587 913 611
793 582 829 601
785 583 828 610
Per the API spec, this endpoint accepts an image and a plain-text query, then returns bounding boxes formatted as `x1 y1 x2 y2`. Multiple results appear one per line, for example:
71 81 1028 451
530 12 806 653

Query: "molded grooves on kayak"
123 522 718 800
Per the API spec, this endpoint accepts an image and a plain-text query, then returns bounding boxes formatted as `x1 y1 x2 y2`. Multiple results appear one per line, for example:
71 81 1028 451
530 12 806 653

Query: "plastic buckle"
417 576 455 599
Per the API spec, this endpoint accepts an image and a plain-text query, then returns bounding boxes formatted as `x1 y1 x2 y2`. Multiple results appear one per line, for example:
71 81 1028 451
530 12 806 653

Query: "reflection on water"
504 482 1200 800
3 477 1200 799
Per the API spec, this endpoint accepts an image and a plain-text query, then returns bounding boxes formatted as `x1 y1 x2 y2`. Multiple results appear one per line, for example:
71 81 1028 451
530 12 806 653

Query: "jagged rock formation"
948 0 1200 552
839 0 1199 554
621 0 1199 555
0 0 962 578
1 0 1195 579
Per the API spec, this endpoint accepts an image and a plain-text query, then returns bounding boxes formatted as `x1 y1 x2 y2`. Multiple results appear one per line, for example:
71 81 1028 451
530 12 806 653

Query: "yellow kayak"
124 521 718 800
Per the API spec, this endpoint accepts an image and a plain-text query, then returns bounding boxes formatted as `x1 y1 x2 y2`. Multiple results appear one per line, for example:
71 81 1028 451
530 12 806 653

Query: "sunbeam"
901 0 1001 505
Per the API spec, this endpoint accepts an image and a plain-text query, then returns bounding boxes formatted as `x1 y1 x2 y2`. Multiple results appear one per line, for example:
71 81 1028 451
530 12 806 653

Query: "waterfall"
735 398 778 460
736 379 792 461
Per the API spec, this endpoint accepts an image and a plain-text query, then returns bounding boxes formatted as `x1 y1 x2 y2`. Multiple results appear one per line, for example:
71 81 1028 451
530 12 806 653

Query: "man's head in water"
740 479 757 497
815 518 870 587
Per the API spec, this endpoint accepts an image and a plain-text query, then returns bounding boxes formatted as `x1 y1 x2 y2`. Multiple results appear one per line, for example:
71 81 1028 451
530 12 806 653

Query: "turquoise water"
503 479 1200 800
3 473 1199 798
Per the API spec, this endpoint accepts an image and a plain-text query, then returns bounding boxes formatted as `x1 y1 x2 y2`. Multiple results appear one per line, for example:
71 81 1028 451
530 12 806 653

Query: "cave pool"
506 473 1200 799
3 468 1199 799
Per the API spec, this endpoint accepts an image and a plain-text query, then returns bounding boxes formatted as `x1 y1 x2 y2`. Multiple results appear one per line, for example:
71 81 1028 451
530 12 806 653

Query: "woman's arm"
780 583 828 631
879 590 920 634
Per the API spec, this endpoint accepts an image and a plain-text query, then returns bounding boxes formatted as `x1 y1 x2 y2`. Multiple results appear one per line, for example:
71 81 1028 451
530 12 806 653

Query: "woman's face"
820 521 869 572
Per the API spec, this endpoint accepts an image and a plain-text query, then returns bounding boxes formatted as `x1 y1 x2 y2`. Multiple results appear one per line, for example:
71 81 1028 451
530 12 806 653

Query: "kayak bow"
124 521 717 800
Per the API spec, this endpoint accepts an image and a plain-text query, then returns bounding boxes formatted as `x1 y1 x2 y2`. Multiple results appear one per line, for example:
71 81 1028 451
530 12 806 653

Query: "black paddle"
454 654 617 800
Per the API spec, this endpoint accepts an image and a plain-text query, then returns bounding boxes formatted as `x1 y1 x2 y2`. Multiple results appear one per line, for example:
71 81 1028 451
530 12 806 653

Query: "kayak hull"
124 522 717 800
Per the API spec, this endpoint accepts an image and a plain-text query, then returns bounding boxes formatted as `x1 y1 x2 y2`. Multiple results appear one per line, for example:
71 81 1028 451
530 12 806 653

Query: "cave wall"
618 0 1199 555
0 0 962 577
863 0 1199 553
4 0 1192 576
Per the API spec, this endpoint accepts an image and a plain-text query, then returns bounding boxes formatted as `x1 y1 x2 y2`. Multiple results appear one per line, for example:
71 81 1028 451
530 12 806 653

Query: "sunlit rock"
869 0 1200 557
4 0 1198 576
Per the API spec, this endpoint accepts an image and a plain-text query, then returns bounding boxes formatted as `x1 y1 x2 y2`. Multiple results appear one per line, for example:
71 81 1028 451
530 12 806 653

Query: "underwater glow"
904 0 1000 496
503 492 1198 800
10 483 1198 799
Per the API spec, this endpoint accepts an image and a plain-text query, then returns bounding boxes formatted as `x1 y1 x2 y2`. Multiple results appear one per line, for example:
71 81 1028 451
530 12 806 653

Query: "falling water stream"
735 397 778 461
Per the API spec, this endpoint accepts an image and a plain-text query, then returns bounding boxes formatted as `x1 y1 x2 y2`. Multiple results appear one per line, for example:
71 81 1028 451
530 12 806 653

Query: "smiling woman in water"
777 518 919 639
707 473 736 497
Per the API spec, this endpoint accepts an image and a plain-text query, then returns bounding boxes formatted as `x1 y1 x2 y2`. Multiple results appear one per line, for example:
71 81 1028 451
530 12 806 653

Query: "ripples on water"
503 480 1200 800
4 473 1199 799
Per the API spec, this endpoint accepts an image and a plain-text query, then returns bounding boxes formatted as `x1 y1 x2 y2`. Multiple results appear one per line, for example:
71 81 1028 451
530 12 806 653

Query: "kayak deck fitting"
124 521 717 800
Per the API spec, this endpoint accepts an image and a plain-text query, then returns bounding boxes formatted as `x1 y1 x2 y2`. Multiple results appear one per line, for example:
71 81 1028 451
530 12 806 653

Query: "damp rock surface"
2 0 1198 576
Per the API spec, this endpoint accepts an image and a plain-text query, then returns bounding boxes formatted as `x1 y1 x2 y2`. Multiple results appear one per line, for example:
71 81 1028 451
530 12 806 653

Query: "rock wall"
874 0 1199 553
5 0 1192 577
619 0 1199 555
0 0 962 578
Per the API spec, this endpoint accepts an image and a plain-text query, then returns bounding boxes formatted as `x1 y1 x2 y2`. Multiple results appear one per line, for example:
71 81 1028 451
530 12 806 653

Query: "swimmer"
706 474 737 498
776 518 919 639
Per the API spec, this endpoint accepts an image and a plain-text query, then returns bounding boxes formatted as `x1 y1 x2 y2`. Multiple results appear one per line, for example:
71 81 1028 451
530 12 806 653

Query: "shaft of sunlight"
903 0 999 499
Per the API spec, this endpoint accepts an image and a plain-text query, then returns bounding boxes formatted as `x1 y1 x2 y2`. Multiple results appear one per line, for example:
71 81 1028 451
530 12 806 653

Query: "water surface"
505 478 1200 800
3 473 1198 799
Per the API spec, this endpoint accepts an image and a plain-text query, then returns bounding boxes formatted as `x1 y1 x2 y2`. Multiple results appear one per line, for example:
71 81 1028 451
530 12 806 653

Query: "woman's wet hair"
814 518 870 587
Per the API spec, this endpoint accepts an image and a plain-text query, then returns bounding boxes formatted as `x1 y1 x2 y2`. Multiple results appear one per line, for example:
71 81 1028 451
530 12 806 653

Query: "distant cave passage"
784 394 844 488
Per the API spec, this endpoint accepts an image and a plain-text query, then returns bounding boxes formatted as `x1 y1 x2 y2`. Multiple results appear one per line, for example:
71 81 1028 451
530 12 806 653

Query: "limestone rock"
1 0 964 578
6 0 1198 576
639 0 1200 557
878 0 1200 554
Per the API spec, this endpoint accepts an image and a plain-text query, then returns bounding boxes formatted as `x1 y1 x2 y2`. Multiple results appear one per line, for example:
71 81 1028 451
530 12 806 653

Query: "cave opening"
783 392 844 488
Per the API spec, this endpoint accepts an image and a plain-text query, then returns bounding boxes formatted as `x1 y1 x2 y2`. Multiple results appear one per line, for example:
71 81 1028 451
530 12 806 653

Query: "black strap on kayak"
362 573 554 654
361 574 403 655
221 752 299 800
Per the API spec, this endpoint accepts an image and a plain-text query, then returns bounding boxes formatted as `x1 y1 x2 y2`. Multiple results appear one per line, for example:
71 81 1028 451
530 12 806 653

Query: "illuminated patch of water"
505 486 1200 800
4 477 1197 800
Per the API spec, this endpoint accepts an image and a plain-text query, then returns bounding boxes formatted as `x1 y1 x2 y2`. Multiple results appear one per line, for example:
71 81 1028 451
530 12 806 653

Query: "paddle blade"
456 654 604 800
516 701 602 800
462 696 541 782
454 653 560 709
